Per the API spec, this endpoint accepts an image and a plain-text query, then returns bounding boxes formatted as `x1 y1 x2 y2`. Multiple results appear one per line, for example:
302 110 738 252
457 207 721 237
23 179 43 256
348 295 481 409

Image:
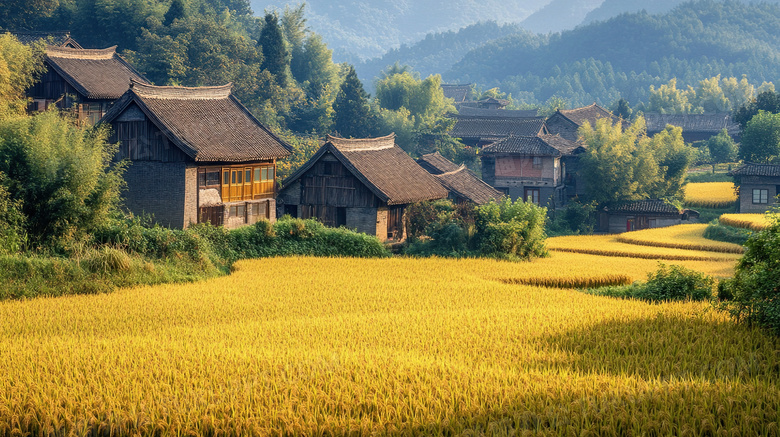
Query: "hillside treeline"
439 0 780 108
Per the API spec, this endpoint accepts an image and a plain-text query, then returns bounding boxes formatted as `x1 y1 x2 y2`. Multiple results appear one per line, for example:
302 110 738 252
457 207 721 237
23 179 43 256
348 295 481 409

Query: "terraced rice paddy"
684 182 738 208
615 223 745 254
719 213 772 231
1 225 777 435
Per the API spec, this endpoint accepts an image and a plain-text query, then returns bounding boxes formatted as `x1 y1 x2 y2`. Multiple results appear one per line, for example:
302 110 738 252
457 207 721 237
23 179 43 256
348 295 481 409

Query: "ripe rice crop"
719 213 771 231
684 182 738 208
616 223 745 254
1 241 770 436
547 234 742 262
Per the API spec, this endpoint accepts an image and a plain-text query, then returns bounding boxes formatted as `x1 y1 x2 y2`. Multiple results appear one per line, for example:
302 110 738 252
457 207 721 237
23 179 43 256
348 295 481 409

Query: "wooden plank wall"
112 120 189 162
300 159 379 208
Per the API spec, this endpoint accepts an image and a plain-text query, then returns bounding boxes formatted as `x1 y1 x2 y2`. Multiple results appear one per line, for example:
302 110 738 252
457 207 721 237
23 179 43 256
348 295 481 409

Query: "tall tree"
332 65 374 138
164 0 187 26
734 90 780 129
0 34 45 120
258 13 289 87
740 110 780 163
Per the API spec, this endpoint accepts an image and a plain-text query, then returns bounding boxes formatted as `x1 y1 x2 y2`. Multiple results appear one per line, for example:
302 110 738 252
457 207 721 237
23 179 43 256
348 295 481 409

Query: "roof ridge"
326 133 397 151
436 165 467 177
130 80 233 100
46 45 117 59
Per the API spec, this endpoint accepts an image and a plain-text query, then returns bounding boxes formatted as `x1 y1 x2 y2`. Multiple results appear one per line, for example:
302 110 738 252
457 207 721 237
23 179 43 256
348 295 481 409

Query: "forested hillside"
444 0 780 108
250 0 548 61
358 22 524 88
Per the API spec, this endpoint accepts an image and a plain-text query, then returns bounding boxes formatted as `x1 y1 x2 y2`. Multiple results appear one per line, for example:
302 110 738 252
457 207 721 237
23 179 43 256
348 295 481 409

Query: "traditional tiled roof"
555 103 616 127
100 81 292 162
729 163 780 177
477 97 510 107
417 152 502 204
450 116 547 139
45 46 148 99
441 84 473 103
284 134 448 205
457 107 539 118
434 166 504 205
645 113 740 136
416 152 461 175
13 31 82 48
607 200 682 215
481 135 581 156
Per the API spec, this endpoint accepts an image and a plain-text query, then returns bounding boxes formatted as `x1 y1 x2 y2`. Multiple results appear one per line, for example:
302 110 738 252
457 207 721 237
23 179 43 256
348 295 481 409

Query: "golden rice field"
684 182 738 208
615 223 745 254
719 213 772 231
1 226 777 436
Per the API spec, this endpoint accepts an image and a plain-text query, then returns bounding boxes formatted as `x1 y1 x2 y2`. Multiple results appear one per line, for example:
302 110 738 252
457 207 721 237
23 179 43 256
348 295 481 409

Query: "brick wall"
123 161 188 228
346 207 379 236
183 165 198 228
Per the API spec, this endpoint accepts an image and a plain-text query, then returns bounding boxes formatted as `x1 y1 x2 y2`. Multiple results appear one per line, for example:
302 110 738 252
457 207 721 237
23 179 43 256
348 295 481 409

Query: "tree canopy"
579 117 693 205
739 111 780 164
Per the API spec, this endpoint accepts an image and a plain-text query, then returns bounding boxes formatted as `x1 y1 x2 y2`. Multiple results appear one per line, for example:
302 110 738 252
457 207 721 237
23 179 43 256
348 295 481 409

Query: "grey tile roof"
416 152 503 205
284 134 448 206
100 81 292 162
645 113 740 136
13 31 82 48
441 84 473 103
457 107 539 118
555 103 616 127
481 135 581 156
416 152 462 175
450 116 547 139
729 163 780 177
608 200 682 215
45 45 148 99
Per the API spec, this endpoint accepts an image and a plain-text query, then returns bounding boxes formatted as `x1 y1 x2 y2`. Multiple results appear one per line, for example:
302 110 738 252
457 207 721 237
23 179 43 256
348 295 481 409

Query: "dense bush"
406 197 547 261
703 220 752 245
546 200 597 236
716 212 780 335
585 263 714 303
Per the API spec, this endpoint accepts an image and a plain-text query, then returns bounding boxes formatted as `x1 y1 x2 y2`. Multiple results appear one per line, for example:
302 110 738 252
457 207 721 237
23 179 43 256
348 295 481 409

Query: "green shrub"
716 212 780 335
475 197 548 260
585 263 714 303
546 200 597 236
704 220 752 245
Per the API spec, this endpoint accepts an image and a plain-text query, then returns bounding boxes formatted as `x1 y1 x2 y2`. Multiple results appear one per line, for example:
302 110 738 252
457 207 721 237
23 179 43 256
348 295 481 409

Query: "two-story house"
480 135 583 207
99 81 291 229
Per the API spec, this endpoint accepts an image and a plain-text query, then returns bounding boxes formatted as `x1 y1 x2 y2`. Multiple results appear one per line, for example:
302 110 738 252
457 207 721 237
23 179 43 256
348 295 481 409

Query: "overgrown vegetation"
404 198 548 261
584 263 714 303
716 211 780 335
703 220 752 246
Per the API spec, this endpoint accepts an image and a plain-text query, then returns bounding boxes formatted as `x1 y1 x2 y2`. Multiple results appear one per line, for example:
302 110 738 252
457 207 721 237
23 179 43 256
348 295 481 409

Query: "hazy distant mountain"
582 0 690 23
249 0 551 61
520 0 605 34
358 22 524 88
446 0 780 107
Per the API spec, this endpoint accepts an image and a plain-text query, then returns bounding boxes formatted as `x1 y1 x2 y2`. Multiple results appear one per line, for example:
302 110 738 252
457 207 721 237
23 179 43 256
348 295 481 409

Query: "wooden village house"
480 135 583 207
599 200 700 233
277 134 448 241
99 81 291 229
27 45 149 124
545 103 617 142
416 152 503 205
730 163 780 213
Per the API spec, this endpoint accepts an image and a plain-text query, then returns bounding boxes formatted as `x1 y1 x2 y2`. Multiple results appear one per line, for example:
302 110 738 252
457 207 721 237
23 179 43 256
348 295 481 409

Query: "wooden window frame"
753 189 769 204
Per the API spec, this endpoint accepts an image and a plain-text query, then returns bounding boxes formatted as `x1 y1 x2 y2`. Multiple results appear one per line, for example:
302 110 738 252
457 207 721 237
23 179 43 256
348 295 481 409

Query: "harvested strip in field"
547 234 741 261
684 182 737 208
719 213 771 231
500 274 632 289
616 224 744 254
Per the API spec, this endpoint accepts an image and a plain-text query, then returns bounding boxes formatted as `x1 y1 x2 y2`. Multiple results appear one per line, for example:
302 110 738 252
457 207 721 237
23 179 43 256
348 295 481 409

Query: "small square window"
254 168 261 182
223 171 230 185
753 189 769 204
532 157 542 169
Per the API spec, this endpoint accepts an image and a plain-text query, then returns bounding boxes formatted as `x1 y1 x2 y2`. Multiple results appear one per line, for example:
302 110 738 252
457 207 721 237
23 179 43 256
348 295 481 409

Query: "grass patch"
583 263 715 303
703 221 753 245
